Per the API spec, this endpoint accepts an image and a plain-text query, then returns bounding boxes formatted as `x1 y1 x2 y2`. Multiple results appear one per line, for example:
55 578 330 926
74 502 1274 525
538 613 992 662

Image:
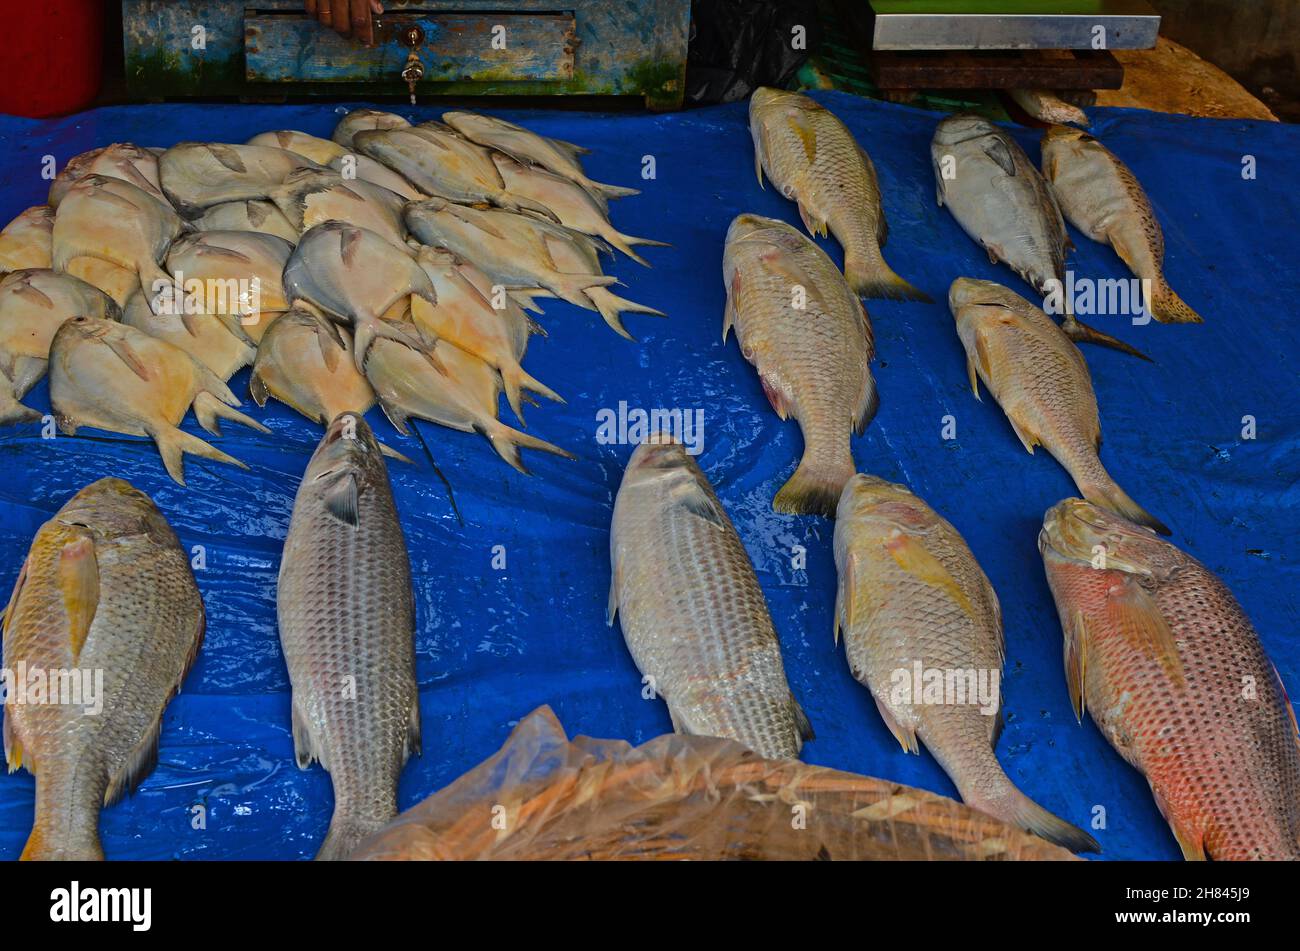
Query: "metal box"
867 1 1161 51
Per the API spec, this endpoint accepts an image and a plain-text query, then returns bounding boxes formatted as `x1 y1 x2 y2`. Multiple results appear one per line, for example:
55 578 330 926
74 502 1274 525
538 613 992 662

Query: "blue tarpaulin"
0 93 1294 861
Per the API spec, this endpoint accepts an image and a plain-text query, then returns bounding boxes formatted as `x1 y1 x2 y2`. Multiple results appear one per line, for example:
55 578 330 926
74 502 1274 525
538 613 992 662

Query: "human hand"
305 1 384 47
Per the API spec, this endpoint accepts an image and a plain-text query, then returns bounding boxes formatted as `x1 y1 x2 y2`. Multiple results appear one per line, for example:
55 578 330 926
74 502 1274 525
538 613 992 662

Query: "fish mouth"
933 114 997 145
1041 498 1157 572
627 433 686 470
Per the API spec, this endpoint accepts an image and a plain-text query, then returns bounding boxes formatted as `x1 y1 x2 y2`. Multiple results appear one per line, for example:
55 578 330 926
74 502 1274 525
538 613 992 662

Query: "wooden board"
246 13 576 84
867 49 1125 90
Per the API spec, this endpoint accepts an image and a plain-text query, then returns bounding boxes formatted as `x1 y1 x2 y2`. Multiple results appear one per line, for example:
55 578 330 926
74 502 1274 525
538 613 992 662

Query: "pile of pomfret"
0 106 663 481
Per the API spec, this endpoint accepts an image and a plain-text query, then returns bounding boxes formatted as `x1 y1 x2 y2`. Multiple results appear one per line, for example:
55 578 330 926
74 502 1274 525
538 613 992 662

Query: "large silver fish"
277 413 420 860
158 142 320 218
750 87 929 302
932 115 1148 360
332 108 411 151
3 477 204 860
722 214 877 517
608 438 812 759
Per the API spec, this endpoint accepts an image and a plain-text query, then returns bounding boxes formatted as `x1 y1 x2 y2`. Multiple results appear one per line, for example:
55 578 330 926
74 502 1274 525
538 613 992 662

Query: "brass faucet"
399 25 425 105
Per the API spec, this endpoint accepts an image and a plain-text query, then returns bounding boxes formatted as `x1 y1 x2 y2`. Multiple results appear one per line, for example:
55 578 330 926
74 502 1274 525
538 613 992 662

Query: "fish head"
1039 498 1167 575
57 477 163 539
724 213 790 245
932 114 998 148
947 276 1013 315
55 314 119 346
836 474 938 535
307 412 383 482
625 432 688 473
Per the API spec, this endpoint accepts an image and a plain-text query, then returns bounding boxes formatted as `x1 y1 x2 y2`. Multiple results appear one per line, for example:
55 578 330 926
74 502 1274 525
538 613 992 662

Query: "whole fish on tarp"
365 334 573 473
608 438 813 759
330 153 423 201
332 108 411 151
833 475 1099 853
48 143 165 208
1040 499 1300 860
163 230 293 344
723 214 877 517
1041 125 1203 324
282 221 439 373
48 315 269 485
412 246 562 421
157 142 321 219
404 199 616 313
192 200 301 246
949 277 1168 534
122 289 255 382
52 175 183 308
490 153 668 267
353 125 556 220
750 87 929 303
0 206 55 272
250 306 376 426
1008 89 1090 128
2 478 204 860
277 413 420 860
443 110 638 202
270 169 408 249
246 130 347 166
0 269 120 425
932 115 1148 360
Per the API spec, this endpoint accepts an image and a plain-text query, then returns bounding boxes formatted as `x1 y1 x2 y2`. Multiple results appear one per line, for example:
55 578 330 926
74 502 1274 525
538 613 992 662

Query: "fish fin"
205 143 248 174
606 569 619 626
792 697 815 742
1105 575 1184 688
873 695 919 754
843 253 931 302
966 352 982 401
1061 608 1090 722
248 369 270 407
1006 412 1041 455
502 364 563 422
407 694 422 759
291 700 320 769
314 321 342 373
503 194 562 222
1149 784 1206 860
884 532 977 621
1 553 29 637
1078 473 1170 536
57 533 99 662
585 285 663 340
546 135 591 157
590 181 639 200
982 139 1018 177
524 313 548 337
773 452 854 519
669 479 728 529
323 472 360 527
753 141 765 189
104 336 152 381
796 201 826 239
1060 315 1153 362
722 268 740 343
315 814 388 862
1149 281 1204 325
103 716 161 807
834 551 858 646
193 391 271 437
377 396 412 436
150 424 249 486
758 372 792 421
377 442 413 465
853 374 879 436
2 706 20 772
986 783 1101 854
481 420 575 474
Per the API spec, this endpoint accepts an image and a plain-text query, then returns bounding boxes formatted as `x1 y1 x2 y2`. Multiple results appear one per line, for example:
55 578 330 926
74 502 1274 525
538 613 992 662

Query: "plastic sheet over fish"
352 706 1077 861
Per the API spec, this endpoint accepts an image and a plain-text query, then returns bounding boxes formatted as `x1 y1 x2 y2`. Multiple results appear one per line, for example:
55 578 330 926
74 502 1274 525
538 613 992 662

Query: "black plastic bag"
686 0 820 105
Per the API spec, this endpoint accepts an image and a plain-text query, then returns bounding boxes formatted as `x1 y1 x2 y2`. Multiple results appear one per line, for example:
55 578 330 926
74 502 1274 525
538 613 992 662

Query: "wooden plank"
245 13 576 83
867 49 1124 90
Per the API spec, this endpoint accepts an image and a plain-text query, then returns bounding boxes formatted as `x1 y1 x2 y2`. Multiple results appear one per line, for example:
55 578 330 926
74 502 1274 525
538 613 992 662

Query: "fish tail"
552 272 619 309
589 180 640 200
482 420 576 474
844 250 931 303
1060 314 1153 361
151 424 250 486
1079 476 1171 536
966 781 1100 854
1151 281 1204 324
773 447 854 519
587 287 667 341
606 230 671 267
315 813 388 861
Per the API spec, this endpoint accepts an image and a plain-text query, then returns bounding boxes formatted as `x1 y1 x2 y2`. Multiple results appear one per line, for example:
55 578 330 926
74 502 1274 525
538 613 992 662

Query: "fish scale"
834 475 1098 853
608 440 810 759
277 414 419 860
723 214 876 518
1040 499 1300 860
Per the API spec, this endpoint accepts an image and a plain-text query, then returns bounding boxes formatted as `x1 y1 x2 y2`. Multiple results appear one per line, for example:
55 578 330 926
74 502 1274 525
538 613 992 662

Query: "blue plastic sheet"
0 93 1295 861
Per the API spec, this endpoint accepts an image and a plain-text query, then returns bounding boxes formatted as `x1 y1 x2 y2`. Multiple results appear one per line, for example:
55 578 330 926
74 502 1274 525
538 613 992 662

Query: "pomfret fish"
833 475 1099 852
48 315 269 485
163 229 293 343
3 477 204 860
1041 125 1202 324
332 108 411 151
246 130 347 166
329 153 423 200
932 115 1148 360
0 269 120 424
122 289 255 382
608 438 813 759
48 143 165 208
723 214 877 517
949 277 1168 534
277 413 420 860
193 200 301 246
0 206 55 272
158 142 320 218
750 87 929 302
270 168 408 249
443 110 638 201
282 222 439 373
1040 499 1300 860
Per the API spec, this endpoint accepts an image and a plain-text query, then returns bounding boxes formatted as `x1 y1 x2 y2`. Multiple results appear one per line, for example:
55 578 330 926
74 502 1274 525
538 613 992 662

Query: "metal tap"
399 25 425 105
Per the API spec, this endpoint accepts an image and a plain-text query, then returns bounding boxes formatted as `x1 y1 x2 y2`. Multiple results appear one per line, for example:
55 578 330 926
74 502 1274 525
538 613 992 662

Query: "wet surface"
0 94 1295 860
